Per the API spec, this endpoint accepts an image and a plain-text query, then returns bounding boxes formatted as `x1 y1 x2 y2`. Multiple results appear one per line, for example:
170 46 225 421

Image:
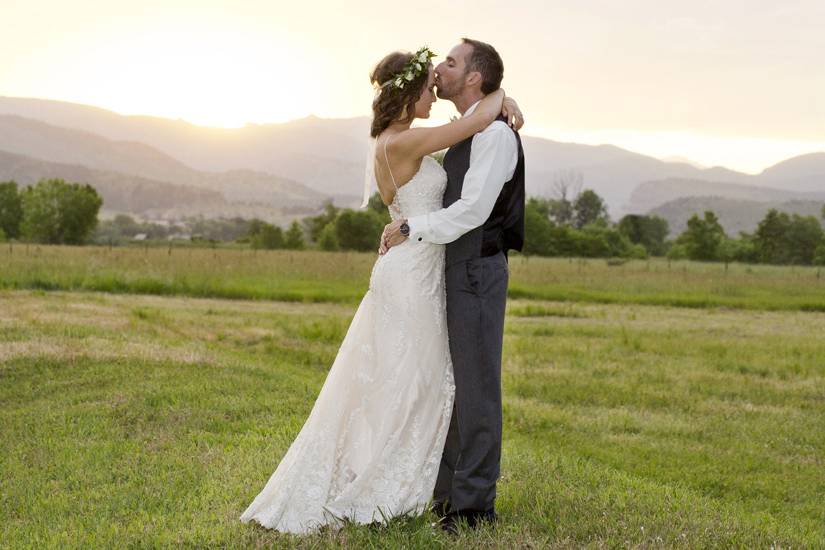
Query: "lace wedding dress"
239 154 455 534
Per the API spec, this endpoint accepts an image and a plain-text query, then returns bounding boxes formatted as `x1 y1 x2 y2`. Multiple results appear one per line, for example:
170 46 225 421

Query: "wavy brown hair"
369 51 431 138
462 38 504 95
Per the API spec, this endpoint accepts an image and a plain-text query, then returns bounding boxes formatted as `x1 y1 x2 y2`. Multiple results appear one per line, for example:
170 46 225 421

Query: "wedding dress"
239 152 455 534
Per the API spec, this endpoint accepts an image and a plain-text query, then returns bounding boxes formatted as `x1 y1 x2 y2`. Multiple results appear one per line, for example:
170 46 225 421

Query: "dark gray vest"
442 114 525 267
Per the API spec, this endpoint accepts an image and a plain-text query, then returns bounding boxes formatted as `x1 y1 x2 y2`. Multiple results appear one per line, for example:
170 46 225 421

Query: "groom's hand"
379 219 408 255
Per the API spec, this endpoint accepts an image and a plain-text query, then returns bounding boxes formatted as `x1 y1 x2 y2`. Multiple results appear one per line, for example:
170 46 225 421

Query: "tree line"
4 176 824 266
522 170 665 260
523 178 825 265
0 178 389 251
667 208 825 265
244 193 390 252
94 213 260 244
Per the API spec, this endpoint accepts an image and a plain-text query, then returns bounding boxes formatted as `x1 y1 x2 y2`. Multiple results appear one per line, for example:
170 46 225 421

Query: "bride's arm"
502 96 524 130
391 89 505 160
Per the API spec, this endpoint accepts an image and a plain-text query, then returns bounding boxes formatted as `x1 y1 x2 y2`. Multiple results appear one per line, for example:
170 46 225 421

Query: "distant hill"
1 96 823 218
0 115 329 211
0 96 774 216
648 195 825 237
0 149 322 223
629 178 825 214
0 97 368 202
757 153 825 192
0 149 221 213
660 156 707 169
525 147 756 216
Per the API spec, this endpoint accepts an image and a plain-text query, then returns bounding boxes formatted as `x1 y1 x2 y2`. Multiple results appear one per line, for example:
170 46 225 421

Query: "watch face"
401 222 410 236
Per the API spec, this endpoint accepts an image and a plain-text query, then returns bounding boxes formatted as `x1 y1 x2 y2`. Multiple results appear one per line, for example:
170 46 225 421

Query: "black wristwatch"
400 221 410 237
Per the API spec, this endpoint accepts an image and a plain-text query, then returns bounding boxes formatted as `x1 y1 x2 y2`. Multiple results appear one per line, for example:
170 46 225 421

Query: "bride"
239 46 523 534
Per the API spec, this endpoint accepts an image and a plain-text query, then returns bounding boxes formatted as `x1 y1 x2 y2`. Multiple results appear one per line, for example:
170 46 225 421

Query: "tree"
627 243 648 259
258 223 285 249
246 218 266 239
246 220 284 249
814 243 825 266
618 214 669 256
366 192 392 225
718 238 740 265
527 197 552 218
572 189 609 229
573 225 611 257
547 224 579 256
112 214 142 237
754 209 791 264
727 233 758 263
784 214 823 265
548 197 574 226
91 214 139 245
284 220 306 250
184 216 248 242
666 243 688 260
305 201 340 242
335 209 384 251
574 223 635 258
20 179 102 244
58 183 104 244
547 171 580 226
523 199 555 256
676 211 726 261
0 181 23 239
318 222 340 251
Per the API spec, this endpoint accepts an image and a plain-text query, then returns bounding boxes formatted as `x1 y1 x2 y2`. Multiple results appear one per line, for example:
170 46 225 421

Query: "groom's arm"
406 121 518 245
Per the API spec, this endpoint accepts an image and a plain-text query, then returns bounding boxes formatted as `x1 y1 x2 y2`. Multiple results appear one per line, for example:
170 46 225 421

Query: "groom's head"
435 38 503 102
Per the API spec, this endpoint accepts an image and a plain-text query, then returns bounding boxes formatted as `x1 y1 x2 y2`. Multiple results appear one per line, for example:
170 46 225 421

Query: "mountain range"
649 196 825 237
0 112 326 222
0 95 823 230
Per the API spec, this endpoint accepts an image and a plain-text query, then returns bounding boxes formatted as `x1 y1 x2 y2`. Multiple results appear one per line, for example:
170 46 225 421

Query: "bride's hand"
502 96 524 130
378 226 387 255
475 88 506 123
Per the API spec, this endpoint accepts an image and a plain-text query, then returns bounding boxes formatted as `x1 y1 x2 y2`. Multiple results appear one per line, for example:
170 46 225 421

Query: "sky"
1 0 824 174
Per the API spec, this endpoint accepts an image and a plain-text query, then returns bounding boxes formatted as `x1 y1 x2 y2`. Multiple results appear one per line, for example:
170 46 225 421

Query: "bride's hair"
369 51 430 138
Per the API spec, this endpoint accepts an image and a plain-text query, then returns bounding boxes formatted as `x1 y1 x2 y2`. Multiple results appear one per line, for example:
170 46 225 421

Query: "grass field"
2 245 825 548
2 243 825 310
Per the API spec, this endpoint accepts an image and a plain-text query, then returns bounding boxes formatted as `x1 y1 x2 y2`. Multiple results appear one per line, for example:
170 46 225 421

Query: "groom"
380 38 525 532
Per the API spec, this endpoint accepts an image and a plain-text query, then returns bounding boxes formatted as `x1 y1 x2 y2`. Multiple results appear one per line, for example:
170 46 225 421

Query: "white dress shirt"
406 100 519 245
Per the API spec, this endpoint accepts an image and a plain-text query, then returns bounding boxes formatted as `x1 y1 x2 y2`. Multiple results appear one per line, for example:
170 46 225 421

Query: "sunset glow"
1 0 823 172
3 13 323 127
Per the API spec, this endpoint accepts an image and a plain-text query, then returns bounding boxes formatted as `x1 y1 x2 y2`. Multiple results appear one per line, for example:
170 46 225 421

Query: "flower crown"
386 46 437 90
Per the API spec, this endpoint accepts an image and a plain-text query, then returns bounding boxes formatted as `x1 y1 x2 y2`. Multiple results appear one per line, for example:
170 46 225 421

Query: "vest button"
418 237 423 241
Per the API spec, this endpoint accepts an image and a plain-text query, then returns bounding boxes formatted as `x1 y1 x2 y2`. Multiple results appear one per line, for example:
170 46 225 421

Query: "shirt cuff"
406 214 429 243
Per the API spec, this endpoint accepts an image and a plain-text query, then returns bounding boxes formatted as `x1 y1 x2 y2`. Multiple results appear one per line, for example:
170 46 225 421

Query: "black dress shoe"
462 508 497 529
437 508 497 535
437 512 459 535
430 501 448 519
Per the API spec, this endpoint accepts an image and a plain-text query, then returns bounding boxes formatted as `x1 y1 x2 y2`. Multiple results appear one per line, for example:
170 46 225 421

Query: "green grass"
2 290 823 548
2 244 825 311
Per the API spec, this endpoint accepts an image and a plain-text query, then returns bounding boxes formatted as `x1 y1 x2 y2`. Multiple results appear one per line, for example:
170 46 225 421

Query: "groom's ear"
464 70 483 89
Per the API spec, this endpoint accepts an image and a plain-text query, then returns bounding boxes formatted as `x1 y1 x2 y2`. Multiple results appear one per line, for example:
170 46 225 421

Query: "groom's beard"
435 70 467 100
436 82 461 100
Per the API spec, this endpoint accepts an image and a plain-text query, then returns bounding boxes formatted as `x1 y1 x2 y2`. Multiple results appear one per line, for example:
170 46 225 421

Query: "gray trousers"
433 251 509 512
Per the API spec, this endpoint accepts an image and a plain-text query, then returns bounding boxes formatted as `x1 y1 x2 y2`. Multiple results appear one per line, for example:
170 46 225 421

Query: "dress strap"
383 135 399 191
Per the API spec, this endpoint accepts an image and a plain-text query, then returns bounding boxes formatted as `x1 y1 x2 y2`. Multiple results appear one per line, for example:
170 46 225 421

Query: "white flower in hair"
386 46 436 91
